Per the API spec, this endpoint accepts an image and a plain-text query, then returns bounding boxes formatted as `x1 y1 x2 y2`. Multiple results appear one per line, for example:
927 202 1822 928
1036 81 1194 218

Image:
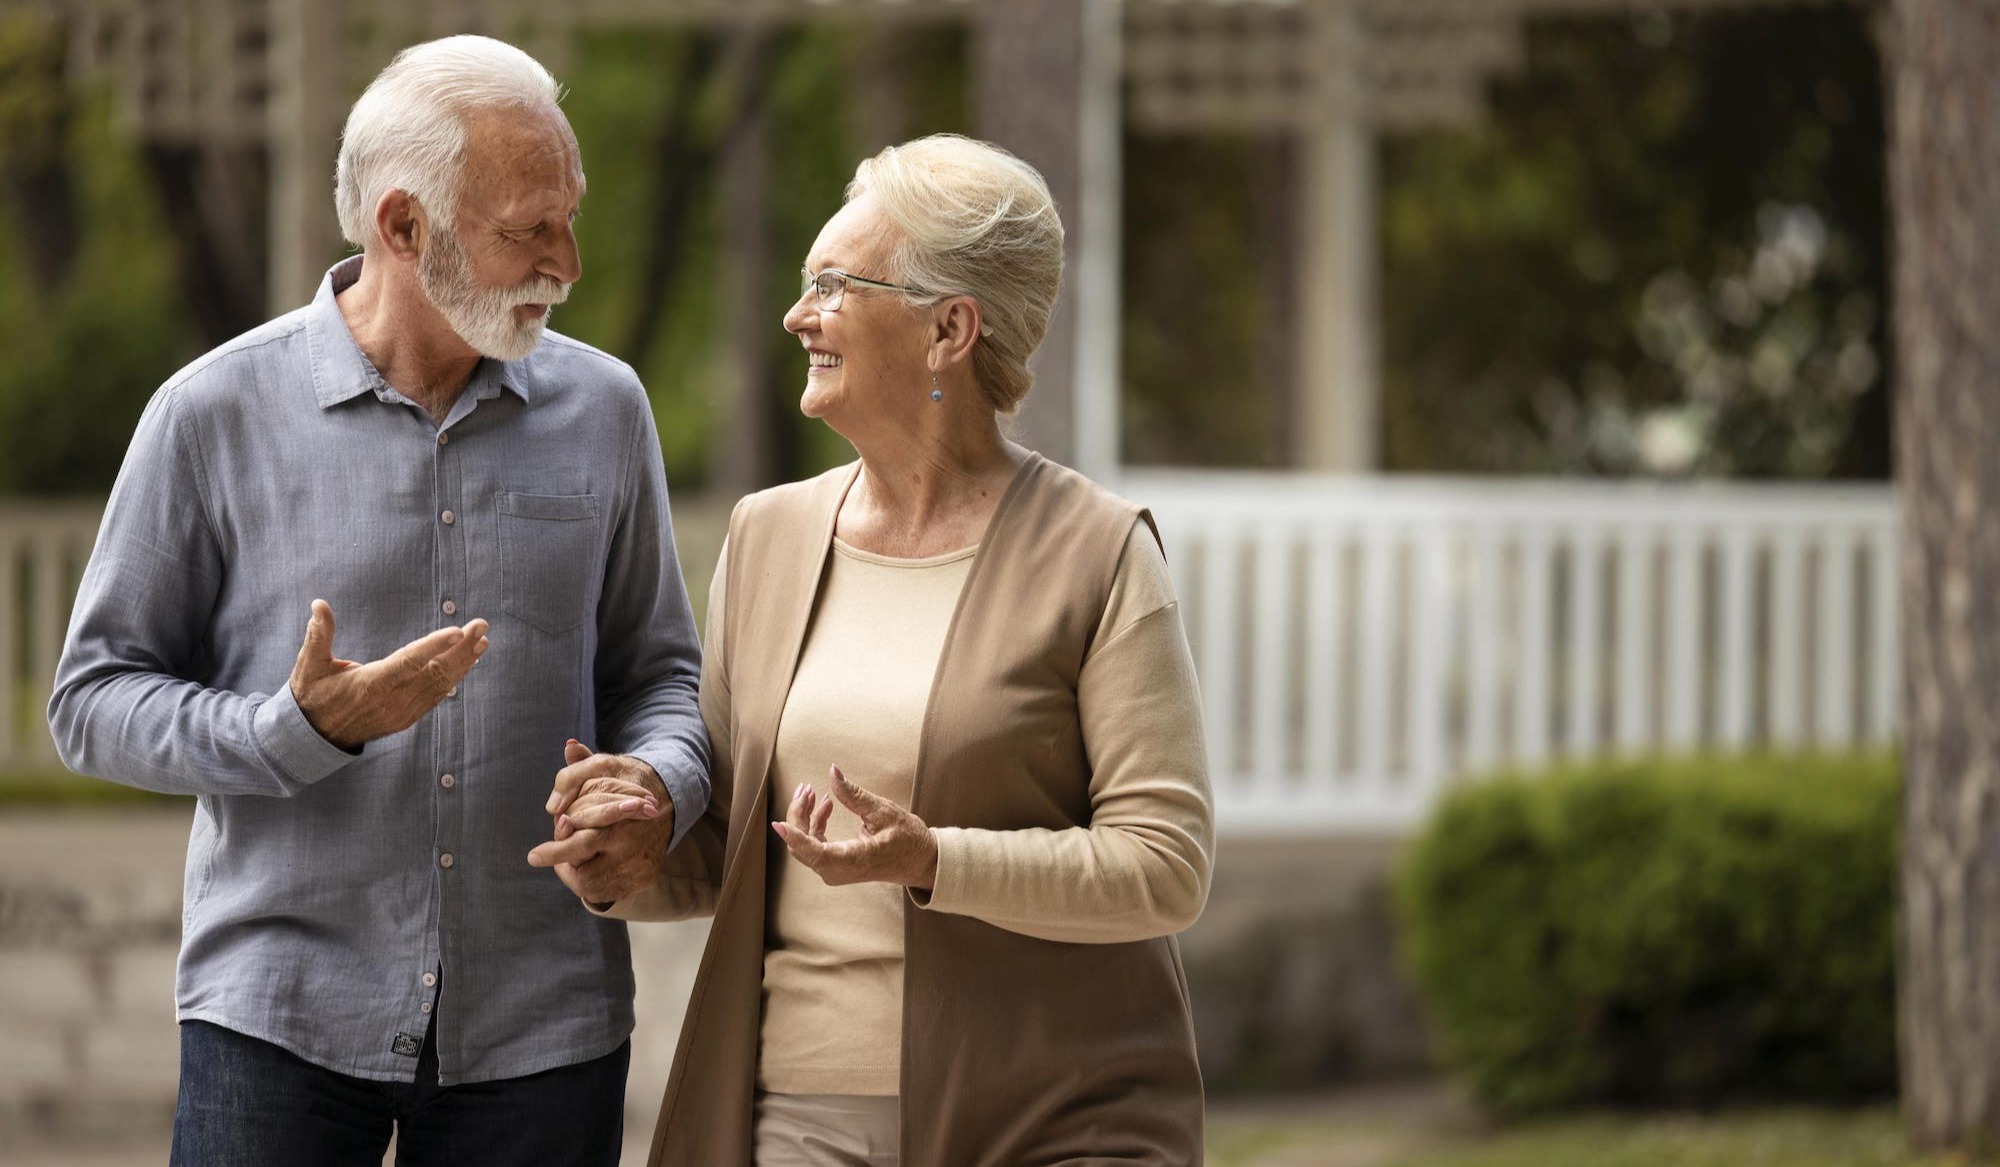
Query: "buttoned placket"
357 378 458 1063
423 401 472 1070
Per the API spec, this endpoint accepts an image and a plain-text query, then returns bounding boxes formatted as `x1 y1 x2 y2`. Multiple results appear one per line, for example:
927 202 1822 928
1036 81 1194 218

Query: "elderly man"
47 36 705 1166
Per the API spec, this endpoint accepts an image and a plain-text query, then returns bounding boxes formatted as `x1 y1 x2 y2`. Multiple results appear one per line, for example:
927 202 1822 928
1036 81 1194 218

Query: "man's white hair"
335 35 562 249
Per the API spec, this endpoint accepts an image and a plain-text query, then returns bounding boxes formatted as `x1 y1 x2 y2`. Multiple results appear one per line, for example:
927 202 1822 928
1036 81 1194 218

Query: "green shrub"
1396 753 1897 1115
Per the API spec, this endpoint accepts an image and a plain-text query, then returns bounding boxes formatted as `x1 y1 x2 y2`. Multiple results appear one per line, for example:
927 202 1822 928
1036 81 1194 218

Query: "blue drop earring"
930 372 942 403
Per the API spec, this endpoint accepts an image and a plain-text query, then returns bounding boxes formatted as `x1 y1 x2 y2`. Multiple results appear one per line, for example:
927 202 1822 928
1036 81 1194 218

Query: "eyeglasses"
800 267 930 313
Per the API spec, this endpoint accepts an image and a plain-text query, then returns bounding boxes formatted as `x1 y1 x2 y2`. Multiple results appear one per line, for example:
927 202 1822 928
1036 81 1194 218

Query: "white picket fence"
4 479 1902 834
0 502 101 771
1127 473 1900 833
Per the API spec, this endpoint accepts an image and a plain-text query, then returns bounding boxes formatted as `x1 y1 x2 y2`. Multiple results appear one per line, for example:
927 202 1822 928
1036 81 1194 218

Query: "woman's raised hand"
773 765 939 890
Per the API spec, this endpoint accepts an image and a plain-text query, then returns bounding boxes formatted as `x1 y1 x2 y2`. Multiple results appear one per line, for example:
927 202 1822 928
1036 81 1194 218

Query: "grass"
1209 1105 1997 1167
1393 1109 1987 1167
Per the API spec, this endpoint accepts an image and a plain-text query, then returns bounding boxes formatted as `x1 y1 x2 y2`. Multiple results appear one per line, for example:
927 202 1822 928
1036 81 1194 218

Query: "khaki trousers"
752 1092 900 1167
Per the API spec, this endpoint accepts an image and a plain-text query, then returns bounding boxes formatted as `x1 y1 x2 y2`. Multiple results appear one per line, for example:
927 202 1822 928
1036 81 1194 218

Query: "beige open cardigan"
603 453 1206 1166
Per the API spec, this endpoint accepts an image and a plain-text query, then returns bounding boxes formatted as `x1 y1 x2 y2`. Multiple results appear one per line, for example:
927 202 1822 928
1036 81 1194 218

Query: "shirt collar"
305 256 533 410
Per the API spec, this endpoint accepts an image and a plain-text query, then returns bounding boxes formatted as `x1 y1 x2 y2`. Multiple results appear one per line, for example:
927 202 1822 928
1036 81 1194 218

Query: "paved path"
0 1082 1474 1167
0 809 1454 1167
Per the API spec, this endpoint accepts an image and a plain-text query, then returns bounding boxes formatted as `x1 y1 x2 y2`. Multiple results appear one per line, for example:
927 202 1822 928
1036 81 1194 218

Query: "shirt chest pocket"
496 492 601 635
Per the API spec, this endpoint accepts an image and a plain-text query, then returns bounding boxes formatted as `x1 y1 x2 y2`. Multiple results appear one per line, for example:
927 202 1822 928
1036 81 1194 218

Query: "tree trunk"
715 31 778 496
1890 0 2000 1151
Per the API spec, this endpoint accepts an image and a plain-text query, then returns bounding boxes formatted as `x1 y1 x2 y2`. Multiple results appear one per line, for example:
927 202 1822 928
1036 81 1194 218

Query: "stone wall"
0 809 1436 1148
0 808 708 1148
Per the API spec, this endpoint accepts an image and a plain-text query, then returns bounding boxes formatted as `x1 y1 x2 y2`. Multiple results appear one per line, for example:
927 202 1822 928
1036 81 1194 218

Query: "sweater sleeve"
914 522 1215 943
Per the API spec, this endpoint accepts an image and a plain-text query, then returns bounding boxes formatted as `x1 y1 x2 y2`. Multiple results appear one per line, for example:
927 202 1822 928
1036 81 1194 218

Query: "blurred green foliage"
1397 753 1898 1116
0 6 1887 493
0 17 198 495
1377 8 1887 478
1121 7 1886 476
556 22 969 486
1381 1109 1977 1167
1207 1106 1982 1167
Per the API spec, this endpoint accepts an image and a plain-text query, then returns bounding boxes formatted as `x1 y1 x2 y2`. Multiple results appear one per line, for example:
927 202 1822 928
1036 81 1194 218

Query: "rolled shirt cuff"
250 683 361 793
627 745 710 852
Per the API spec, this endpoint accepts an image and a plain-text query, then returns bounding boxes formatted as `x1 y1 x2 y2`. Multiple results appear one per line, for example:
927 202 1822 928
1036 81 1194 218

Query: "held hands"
290 600 489 751
773 765 940 891
526 740 675 904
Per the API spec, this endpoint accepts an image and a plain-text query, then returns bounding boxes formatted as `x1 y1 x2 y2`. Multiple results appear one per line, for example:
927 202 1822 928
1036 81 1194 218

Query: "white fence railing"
0 502 101 771
5 480 1901 834
1127 473 1900 834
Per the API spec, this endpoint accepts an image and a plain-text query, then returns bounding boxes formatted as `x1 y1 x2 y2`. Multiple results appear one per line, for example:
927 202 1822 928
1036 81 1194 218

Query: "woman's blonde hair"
846 134 1064 414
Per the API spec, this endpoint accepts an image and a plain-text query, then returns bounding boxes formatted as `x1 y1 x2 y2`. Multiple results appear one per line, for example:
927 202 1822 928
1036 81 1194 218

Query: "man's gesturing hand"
289 599 490 751
527 741 676 905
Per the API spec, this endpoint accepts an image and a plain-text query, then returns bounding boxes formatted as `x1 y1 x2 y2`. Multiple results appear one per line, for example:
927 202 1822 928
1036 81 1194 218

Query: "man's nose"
541 223 582 287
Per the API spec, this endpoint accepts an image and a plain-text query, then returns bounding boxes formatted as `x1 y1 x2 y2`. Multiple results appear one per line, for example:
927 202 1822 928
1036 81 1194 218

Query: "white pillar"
1072 0 1123 482
1299 0 1380 472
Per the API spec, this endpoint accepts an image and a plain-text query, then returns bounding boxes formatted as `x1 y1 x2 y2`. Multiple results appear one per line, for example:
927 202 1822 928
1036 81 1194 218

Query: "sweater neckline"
831 537 979 569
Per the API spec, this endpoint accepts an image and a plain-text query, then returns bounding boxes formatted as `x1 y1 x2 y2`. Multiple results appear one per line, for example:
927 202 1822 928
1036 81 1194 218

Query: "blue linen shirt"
49 257 711 1084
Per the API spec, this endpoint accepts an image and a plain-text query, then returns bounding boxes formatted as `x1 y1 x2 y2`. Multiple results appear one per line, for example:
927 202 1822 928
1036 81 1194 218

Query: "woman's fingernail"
545 792 560 813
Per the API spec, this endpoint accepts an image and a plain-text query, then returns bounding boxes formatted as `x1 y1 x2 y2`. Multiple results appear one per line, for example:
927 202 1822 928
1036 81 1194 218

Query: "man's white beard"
418 224 570 362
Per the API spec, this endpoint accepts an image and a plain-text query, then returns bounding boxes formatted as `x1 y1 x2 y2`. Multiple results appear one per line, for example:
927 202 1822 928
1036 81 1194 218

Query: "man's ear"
374 190 426 262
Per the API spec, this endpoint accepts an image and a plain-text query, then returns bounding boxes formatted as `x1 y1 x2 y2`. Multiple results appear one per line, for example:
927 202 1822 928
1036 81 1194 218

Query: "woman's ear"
931 295 983 370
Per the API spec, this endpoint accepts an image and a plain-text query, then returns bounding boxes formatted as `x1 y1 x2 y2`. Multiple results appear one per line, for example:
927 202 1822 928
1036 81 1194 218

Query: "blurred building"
0 2 1893 1146
11 0 1893 825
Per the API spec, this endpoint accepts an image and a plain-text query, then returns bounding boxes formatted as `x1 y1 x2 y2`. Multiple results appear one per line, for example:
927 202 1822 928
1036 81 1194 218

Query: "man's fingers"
431 619 491 679
547 739 597 815
394 624 466 664
549 749 620 814
811 795 835 841
528 828 604 868
295 599 336 675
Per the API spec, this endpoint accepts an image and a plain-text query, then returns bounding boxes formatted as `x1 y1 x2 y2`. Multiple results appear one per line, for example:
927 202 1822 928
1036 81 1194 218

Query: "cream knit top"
706 524 1212 1096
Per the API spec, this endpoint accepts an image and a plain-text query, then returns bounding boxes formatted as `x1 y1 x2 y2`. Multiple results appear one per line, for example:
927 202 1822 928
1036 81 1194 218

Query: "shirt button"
441 599 457 616
440 773 456 790
421 972 437 987
439 853 455 869
421 1002 433 1014
446 686 459 699
437 432 449 446
441 509 456 525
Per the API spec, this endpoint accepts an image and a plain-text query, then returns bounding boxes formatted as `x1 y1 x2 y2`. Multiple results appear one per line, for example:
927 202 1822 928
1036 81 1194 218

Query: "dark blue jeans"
170 1019 628 1167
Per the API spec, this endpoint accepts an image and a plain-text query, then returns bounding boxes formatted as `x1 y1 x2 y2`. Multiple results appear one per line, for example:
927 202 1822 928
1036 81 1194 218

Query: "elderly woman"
568 134 1212 1166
